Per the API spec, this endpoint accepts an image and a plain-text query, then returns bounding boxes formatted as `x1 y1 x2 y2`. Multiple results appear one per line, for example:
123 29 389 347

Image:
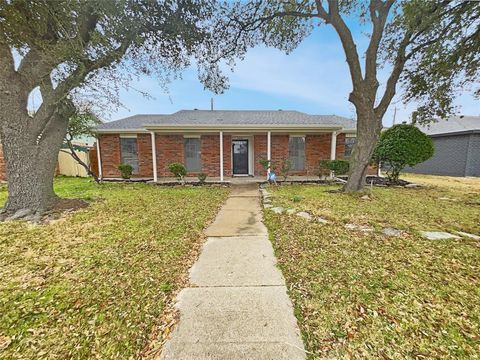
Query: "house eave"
94 124 359 134
143 124 344 132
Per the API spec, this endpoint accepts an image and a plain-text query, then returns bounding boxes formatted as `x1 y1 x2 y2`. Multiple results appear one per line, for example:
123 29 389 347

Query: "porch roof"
96 110 356 133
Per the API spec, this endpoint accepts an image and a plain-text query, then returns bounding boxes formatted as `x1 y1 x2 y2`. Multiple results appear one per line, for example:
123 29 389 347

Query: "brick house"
95 110 358 181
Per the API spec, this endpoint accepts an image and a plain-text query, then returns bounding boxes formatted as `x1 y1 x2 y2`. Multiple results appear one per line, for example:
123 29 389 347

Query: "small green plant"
118 164 133 179
281 158 292 181
168 162 187 184
259 158 272 171
197 172 207 184
318 160 350 178
292 195 303 203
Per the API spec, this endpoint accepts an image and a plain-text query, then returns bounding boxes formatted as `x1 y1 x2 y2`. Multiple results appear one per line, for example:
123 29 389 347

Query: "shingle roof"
417 116 480 136
96 110 356 130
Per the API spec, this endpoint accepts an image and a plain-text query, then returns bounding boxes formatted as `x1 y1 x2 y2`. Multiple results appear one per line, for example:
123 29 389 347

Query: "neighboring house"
407 115 480 177
94 110 358 181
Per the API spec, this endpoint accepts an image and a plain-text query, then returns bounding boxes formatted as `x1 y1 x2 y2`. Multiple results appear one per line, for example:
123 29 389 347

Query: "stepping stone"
345 223 357 230
454 231 480 240
317 217 329 224
264 204 273 209
382 227 402 236
286 209 296 215
420 231 460 240
359 225 374 232
296 212 312 221
345 223 373 232
263 198 272 204
439 197 457 201
270 207 284 214
405 183 421 188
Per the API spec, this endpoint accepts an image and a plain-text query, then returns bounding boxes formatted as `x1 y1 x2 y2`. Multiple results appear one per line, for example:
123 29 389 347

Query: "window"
184 138 201 172
289 136 305 171
344 137 356 158
120 137 138 173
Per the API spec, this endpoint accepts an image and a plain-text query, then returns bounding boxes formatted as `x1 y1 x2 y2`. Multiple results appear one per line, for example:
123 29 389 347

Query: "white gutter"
96 138 103 180
219 131 224 182
143 124 343 132
150 131 157 182
267 131 271 180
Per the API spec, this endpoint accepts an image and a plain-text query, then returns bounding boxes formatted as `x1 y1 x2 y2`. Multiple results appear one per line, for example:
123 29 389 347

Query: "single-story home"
94 110 358 181
407 115 480 177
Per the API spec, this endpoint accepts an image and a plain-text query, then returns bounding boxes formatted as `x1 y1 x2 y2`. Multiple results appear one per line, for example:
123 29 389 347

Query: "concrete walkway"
159 184 305 360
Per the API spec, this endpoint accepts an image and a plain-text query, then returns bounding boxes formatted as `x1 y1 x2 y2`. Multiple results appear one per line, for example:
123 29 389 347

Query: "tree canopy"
0 0 234 213
211 0 479 191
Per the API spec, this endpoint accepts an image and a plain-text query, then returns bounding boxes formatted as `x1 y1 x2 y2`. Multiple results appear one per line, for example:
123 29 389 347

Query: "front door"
232 140 249 175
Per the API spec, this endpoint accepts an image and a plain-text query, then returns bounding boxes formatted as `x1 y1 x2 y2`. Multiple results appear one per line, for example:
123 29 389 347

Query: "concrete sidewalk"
159 184 305 360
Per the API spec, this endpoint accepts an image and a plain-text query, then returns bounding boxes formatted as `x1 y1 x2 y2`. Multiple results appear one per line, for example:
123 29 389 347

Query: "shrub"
259 158 271 171
280 159 292 181
118 164 133 179
318 160 350 178
372 124 434 183
168 162 187 183
197 172 207 184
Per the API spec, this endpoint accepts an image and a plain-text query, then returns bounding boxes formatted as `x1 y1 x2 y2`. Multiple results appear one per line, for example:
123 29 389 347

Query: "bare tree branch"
322 0 363 89
364 1 393 90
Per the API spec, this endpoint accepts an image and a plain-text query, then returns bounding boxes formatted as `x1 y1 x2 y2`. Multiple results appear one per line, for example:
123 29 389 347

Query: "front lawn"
264 176 480 359
0 177 229 358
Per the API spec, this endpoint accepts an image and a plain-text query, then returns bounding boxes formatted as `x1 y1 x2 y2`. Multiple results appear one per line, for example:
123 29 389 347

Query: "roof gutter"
94 124 354 134
428 129 480 138
143 124 343 132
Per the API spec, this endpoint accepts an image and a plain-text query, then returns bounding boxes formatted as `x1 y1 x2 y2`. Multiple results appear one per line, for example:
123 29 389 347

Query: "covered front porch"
141 125 346 183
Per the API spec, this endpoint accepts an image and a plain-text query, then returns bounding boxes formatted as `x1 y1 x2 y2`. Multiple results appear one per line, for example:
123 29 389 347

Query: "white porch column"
150 131 157 182
219 131 224 182
96 137 103 180
267 131 271 179
330 131 338 160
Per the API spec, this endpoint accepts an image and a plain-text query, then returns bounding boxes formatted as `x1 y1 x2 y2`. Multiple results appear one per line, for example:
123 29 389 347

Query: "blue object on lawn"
268 171 277 183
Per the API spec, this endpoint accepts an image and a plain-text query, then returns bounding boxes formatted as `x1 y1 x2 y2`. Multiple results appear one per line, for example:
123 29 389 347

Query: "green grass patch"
263 177 480 359
0 177 229 358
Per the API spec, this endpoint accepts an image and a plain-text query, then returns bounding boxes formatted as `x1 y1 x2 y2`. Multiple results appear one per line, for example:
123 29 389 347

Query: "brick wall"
254 135 267 176
223 135 232 177
156 134 184 177
201 135 220 177
99 134 121 177
137 134 153 177
98 132 350 179
271 135 289 174
252 133 347 176
336 133 346 160
99 134 153 178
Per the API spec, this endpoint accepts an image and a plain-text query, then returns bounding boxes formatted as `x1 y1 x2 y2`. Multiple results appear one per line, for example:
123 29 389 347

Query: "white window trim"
119 134 137 138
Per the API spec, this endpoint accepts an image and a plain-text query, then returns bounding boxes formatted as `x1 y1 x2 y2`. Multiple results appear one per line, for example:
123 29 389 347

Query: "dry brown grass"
264 176 480 359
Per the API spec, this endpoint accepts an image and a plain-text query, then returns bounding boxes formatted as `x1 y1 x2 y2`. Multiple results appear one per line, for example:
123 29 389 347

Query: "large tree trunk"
344 109 382 192
1 113 68 213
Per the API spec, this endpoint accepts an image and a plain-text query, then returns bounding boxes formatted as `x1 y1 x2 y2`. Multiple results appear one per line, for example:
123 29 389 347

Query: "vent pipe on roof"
210 98 214 111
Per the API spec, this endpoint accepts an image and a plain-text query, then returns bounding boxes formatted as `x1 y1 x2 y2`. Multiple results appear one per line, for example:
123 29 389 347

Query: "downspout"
96 137 103 181
150 131 157 182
